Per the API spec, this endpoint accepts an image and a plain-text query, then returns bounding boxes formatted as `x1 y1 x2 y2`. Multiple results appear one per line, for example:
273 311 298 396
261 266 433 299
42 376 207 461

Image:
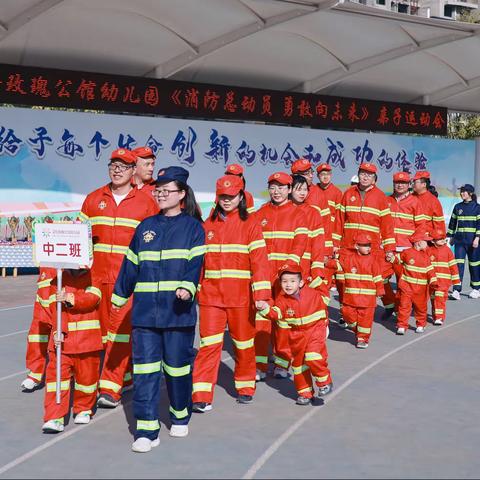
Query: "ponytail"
175 181 203 222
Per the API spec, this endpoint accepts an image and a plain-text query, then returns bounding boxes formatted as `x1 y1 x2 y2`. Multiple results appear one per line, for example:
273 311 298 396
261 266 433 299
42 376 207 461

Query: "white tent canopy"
1 0 480 112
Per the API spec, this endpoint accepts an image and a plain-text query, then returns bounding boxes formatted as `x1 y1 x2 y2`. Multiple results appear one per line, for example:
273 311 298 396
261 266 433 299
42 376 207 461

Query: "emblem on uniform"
286 308 295 316
143 230 156 243
430 255 435 261
350 196 356 202
158 170 165 176
40 271 46 280
409 259 415 265
224 181 231 187
351 267 357 274
118 149 125 155
207 231 214 240
459 209 463 215
261 218 268 227
98 200 107 210
274 173 280 179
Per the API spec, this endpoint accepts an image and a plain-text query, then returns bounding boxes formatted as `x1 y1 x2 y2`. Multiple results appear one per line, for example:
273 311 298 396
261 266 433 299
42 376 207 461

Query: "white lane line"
0 353 234 475
0 329 28 339
0 370 28 382
242 313 480 479
0 305 33 312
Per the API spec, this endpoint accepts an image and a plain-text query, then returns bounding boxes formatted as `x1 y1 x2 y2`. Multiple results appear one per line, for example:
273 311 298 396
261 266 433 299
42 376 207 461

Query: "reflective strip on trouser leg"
255 311 271 372
289 327 313 396
26 313 50 379
43 351 72 422
433 290 447 321
72 352 101 415
356 307 375 342
468 244 480 288
303 320 331 387
273 322 291 370
454 244 467 289
412 290 429 327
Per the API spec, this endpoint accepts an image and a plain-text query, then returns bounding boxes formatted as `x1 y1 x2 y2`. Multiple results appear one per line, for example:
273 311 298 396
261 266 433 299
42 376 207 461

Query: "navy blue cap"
156 166 189 185
459 183 475 193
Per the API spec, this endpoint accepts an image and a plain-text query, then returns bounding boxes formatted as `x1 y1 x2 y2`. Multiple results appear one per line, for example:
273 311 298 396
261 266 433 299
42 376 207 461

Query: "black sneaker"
337 318 348 329
236 395 253 404
97 393 120 408
192 402 212 413
296 395 312 406
382 307 395 321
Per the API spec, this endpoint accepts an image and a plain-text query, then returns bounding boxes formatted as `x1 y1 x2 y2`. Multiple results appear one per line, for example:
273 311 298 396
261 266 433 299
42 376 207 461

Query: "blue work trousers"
453 243 480 291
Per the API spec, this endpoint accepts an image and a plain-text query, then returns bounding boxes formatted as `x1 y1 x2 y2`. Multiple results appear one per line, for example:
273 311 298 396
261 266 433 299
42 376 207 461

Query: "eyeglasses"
268 185 289 192
358 171 375 177
155 189 183 197
108 163 133 172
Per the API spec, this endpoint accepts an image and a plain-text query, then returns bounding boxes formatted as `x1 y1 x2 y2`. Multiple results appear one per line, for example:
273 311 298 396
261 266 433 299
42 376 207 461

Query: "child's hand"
385 252 395 263
176 288 192 301
53 331 64 347
255 300 269 311
56 290 74 306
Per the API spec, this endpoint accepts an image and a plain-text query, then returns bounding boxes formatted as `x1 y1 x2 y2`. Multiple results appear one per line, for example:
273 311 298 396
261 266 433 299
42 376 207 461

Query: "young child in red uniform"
40 269 103 433
427 229 461 326
327 233 385 349
393 231 438 335
256 264 332 405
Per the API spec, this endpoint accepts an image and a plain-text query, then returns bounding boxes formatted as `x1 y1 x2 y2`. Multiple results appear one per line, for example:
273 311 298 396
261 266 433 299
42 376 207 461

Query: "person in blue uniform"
447 183 480 299
112 166 205 453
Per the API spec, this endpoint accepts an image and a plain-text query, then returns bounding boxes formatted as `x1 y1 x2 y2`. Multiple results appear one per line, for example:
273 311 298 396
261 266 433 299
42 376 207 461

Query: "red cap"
225 163 244 175
316 163 332 173
216 175 244 196
413 170 430 181
431 229 446 241
268 172 292 185
358 162 377 174
278 263 303 278
410 230 432 243
354 233 373 245
132 146 156 159
110 148 137 164
291 158 312 174
393 171 411 182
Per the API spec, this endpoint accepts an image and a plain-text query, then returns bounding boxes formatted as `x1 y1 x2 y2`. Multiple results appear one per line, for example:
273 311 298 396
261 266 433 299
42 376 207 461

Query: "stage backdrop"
0 105 475 244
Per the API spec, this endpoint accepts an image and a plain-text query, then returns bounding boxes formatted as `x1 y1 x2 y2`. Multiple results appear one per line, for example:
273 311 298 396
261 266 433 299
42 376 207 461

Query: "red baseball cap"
278 263 302 278
431 229 446 241
225 164 244 175
291 158 312 174
216 175 244 196
110 148 137 164
354 233 373 245
393 171 411 182
358 163 377 174
410 230 432 243
132 146 156 159
268 172 292 185
413 170 430 181
316 163 332 173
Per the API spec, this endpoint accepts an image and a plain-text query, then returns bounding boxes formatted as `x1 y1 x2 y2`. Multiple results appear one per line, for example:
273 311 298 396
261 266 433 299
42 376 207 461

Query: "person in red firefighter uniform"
224 163 256 213
132 146 156 195
383 171 426 319
79 148 159 408
327 233 385 349
191 175 271 412
427 229 461 325
256 263 332 405
392 231 438 335
253 172 308 380
21 267 57 391
413 170 446 236
333 162 396 327
40 269 103 433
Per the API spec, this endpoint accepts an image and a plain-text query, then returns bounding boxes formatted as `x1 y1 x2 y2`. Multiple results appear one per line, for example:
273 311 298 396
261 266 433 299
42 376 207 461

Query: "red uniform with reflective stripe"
414 190 446 236
135 181 156 197
308 182 343 222
334 185 395 252
304 185 333 253
387 193 425 248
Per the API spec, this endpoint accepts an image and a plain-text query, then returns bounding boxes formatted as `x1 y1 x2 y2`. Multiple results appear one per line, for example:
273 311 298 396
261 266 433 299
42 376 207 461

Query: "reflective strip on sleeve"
251 281 271 292
126 249 139 265
189 245 206 259
107 331 130 343
37 278 52 289
111 293 129 307
248 239 267 252
28 334 49 343
85 286 102 299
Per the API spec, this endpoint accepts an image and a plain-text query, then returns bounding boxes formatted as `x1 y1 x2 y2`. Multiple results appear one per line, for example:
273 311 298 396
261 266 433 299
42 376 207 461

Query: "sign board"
32 222 93 269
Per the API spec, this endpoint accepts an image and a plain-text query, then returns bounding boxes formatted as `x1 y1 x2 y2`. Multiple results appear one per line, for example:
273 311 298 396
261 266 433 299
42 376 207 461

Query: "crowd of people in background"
20 145 480 453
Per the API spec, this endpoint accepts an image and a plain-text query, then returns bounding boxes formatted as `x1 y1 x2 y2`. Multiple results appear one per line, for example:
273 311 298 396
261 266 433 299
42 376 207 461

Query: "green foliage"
448 112 480 139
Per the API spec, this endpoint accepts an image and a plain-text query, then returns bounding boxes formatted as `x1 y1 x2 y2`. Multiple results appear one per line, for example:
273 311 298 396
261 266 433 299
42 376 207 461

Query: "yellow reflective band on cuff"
200 332 224 348
309 277 323 289
99 380 122 392
78 211 89 222
274 356 289 368
189 245 207 259
252 281 271 292
74 382 97 394
68 320 101 332
248 239 267 252
102 335 108 344
85 286 102 299
285 309 326 326
178 281 197 297
169 406 188 419
133 361 162 375
357 326 371 334
470 261 480 267
193 382 212 393
434 309 444 315
289 254 301 264
292 364 310 375
302 252 312 260
298 387 313 394
47 380 70 392
111 293 129 307
107 331 130 343
28 334 49 342
162 363 191 377
28 371 43 381
126 249 139 265
256 356 268 364
137 419 159 431
37 278 52 289
305 352 323 361
314 374 329 383
235 380 256 389
231 337 255 350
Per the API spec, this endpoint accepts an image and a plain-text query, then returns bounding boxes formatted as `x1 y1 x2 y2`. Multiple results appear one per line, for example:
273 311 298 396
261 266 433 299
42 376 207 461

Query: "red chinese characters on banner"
241 95 256 113
204 90 220 111
224 91 237 113
297 99 313 118
144 86 159 107
185 88 199 109
30 76 51 98
261 95 272 117
377 106 389 126
123 85 141 104
347 102 360 123
76 80 96 101
101 82 119 102
42 242 82 258
55 79 73 98
405 110 418 126
283 96 294 118
6 73 27 94
433 111 445 130
315 101 328 119
331 102 343 121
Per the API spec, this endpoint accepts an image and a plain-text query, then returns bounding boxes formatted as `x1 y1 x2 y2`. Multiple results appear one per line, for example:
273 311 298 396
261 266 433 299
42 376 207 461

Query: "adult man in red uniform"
132 146 156 195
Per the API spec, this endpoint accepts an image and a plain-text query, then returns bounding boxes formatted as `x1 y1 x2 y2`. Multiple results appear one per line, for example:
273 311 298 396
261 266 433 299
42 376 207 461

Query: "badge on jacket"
207 231 214 240
351 267 357 274
286 308 295 317
409 259 415 265
459 209 463 215
261 218 268 227
143 230 156 243
98 200 107 210
350 196 356 202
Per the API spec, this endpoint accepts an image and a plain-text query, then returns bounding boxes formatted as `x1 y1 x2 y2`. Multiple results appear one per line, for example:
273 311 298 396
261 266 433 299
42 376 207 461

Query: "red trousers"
431 289 448 322
290 321 331 398
382 262 403 310
26 315 51 383
44 350 100 421
193 305 256 403
396 288 429 329
342 305 376 343
98 295 133 401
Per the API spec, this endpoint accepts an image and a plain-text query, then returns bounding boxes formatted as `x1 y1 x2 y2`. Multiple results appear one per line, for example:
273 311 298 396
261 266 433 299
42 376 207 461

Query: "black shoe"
296 395 312 405
192 402 212 413
382 307 395 321
97 393 120 408
236 395 253 404
337 318 348 329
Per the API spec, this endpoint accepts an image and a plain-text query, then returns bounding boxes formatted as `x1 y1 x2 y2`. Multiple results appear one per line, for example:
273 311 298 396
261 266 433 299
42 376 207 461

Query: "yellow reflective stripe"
115 217 141 228
277 319 291 329
247 206 256 213
137 419 160 431
248 239 267 252
102 335 108 344
373 275 382 282
457 215 477 221
311 261 324 269
298 386 313 394
193 382 213 393
179 281 197 297
206 244 249 254
343 273 374 281
456 259 465 264
85 286 102 299
126 249 139 264
252 281 271 292
111 293 128 307
357 326 371 334
268 253 289 262
292 364 310 375
28 334 49 343
94 243 128 255
134 281 184 292
309 228 325 239
255 356 268 364
163 363 191 377
294 227 309 236
285 309 326 326
274 356 289 368
402 275 428 285
305 352 323 361
448 260 458 267
432 216 445 222
107 331 130 343
204 269 251 279
383 238 396 246
74 382 97 394
431 261 449 268
344 223 380 233
36 294 55 307
309 277 323 289
302 252 312 260
392 212 414 220
189 245 206 259
133 361 162 374
37 279 52 289
235 380 256 389
344 288 376 295
263 231 294 240
470 260 480 267
124 372 132 382
46 380 70 392
314 374 329 383
289 254 301 264
457 227 476 233
28 371 43 381
394 228 415 235
332 233 342 240
99 380 122 392
78 211 89 222
89 216 115 226
200 332 224 348
436 273 453 280
434 309 444 314
169 406 188 419
68 320 101 332
231 337 255 350
404 265 431 273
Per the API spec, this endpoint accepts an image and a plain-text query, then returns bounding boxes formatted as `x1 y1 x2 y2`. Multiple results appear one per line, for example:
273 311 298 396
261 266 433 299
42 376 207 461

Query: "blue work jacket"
447 201 480 245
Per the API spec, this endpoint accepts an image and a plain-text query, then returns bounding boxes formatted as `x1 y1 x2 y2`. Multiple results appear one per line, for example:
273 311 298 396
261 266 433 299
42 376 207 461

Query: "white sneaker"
450 290 461 300
21 377 39 391
42 419 64 433
169 425 188 437
396 327 405 335
273 367 288 379
469 289 480 299
415 326 425 333
433 319 443 326
131 436 160 453
255 370 266 382
74 411 91 424
330 286 337 292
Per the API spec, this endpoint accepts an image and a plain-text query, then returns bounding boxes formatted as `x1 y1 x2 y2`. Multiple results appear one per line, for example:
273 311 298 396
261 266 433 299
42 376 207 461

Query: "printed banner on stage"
0 106 475 243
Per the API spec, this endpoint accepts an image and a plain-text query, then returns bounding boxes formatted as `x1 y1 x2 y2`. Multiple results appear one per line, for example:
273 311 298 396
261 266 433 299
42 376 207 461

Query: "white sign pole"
55 268 63 405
